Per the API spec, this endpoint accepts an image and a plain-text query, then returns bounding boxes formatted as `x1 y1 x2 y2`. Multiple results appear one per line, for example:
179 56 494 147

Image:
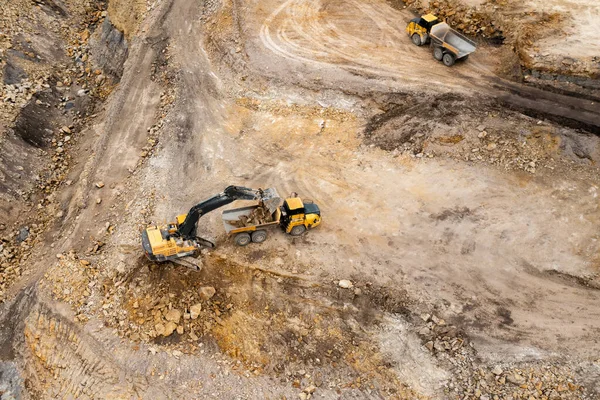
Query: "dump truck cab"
222 194 322 246
281 198 321 236
406 13 441 46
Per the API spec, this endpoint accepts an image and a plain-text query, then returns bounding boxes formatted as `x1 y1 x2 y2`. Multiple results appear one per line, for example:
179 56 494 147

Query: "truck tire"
411 34 422 46
290 225 306 236
234 232 251 246
443 53 456 66
251 230 267 243
433 47 444 61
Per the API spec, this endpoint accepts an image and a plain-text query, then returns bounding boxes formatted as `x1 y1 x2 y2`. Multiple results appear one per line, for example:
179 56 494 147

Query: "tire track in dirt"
257 0 600 134
259 0 476 90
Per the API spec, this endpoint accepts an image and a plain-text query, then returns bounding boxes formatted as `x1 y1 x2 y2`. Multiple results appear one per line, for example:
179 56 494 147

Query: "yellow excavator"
141 186 321 270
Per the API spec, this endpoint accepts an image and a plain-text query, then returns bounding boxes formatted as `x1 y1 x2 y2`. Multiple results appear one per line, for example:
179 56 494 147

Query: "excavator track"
171 256 203 272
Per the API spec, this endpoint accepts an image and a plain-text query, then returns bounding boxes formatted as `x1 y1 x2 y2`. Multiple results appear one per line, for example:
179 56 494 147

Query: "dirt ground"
1 0 600 399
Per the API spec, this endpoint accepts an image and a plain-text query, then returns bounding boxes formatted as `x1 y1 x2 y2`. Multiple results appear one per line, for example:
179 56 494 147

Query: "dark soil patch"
430 207 473 222
362 92 483 152
496 307 514 326
2 59 28 85
13 86 62 148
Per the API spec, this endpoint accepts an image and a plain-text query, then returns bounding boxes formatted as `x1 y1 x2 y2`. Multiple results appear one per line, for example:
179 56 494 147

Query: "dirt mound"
400 0 504 41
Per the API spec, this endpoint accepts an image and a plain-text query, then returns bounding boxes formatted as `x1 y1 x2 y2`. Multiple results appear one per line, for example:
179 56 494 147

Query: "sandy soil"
524 0 600 60
1 0 600 398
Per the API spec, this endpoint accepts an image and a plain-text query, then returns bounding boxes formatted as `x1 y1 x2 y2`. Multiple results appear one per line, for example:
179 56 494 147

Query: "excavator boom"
176 186 280 239
141 185 280 265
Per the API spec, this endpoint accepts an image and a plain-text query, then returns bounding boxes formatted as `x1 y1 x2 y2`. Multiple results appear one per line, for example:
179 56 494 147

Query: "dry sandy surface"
1 0 600 399
523 0 600 60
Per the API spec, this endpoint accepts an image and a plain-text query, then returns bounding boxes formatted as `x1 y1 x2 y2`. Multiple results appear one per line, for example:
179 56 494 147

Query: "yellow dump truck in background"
407 14 476 66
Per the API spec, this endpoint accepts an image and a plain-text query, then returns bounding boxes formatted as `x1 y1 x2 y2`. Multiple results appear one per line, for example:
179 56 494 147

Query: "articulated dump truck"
407 14 476 66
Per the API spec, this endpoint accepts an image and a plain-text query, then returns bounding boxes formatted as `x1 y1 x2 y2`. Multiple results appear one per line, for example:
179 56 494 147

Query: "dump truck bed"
430 22 476 58
222 205 281 234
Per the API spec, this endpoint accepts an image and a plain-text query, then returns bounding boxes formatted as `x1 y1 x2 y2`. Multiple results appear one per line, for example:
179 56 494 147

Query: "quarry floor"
1 0 600 398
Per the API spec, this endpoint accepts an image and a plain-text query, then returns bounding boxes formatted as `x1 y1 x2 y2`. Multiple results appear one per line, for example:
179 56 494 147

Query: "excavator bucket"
260 188 281 213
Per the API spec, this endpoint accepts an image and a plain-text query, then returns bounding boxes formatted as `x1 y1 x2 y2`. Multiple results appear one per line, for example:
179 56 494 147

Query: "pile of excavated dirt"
398 0 504 41
363 92 600 174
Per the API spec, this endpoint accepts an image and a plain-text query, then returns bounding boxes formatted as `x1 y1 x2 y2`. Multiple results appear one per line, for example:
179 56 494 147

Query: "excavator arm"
176 186 272 239
142 185 281 269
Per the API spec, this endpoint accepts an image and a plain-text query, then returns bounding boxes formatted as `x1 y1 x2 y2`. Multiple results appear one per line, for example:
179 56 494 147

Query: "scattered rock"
304 385 316 394
199 286 216 300
338 279 353 289
507 373 525 385
165 309 182 323
162 322 177 337
190 304 202 319
155 323 165 336
16 227 29 243
492 365 503 376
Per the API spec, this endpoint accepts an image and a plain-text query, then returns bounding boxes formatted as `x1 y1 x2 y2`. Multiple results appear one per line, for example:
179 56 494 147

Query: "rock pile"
399 123 562 174
133 44 177 168
40 251 99 322
367 94 583 175
415 313 587 399
99 272 223 346
0 224 39 300
230 204 274 228
402 0 503 41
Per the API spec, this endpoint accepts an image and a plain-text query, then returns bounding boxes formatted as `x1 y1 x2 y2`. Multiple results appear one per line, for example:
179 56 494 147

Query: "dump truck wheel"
235 232 251 246
443 53 456 66
251 230 267 243
433 47 444 61
290 225 306 236
411 34 422 46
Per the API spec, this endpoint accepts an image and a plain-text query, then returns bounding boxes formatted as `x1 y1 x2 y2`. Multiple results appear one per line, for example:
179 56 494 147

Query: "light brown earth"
1 0 600 399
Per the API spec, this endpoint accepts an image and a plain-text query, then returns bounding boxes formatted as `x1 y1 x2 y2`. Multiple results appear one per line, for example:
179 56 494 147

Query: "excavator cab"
406 13 441 46
141 223 207 267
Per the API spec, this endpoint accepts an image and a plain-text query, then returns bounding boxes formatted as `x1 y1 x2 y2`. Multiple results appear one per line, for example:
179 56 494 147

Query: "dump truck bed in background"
430 22 476 59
